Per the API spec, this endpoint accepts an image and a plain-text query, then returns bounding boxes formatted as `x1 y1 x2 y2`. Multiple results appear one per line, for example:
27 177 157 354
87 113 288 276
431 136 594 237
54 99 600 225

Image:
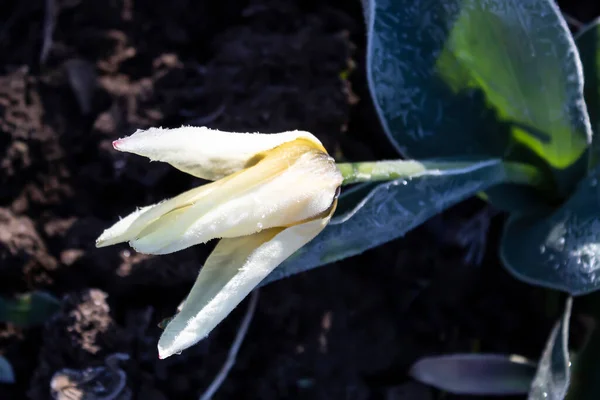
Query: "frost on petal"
113 126 325 180
95 184 212 248
130 141 342 254
157 216 330 359
96 205 154 248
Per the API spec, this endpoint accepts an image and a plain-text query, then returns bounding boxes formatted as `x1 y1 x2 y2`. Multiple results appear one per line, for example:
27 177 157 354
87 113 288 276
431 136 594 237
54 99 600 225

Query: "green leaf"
365 0 592 199
566 293 600 400
410 353 536 395
529 297 572 400
0 356 15 384
501 166 600 295
263 158 508 285
576 19 600 169
0 291 61 328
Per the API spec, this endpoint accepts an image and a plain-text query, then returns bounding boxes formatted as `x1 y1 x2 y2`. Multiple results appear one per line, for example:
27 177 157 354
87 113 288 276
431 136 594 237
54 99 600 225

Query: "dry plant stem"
41 0 56 63
561 12 584 30
199 290 259 400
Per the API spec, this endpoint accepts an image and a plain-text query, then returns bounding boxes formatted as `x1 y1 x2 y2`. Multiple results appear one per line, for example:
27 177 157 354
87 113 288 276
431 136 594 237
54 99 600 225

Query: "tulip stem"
336 159 545 188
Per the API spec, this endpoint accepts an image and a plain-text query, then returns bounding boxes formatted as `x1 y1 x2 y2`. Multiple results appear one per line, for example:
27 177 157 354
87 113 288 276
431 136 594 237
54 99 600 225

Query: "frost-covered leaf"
0 356 15 384
263 158 508 284
410 353 536 395
565 297 600 400
364 0 591 198
576 18 600 169
501 167 600 295
528 297 572 400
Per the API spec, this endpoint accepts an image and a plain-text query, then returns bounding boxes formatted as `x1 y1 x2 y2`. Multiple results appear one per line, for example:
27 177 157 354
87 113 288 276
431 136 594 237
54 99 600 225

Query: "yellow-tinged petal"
112 126 326 181
157 214 332 359
131 140 342 254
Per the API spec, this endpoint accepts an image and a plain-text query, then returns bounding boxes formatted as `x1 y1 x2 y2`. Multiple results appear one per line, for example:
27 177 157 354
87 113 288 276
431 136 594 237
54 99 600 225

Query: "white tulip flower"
96 126 342 358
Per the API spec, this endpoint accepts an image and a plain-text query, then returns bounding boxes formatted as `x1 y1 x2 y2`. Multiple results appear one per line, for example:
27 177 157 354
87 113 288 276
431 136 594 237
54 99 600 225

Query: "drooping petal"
130 140 342 254
95 183 214 248
113 126 326 180
95 205 153 248
157 215 331 359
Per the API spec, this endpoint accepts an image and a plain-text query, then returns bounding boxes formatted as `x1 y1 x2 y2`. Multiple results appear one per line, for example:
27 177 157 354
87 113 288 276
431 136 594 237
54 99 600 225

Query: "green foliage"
408 299 572 398
502 169 600 295
365 0 591 202
530 297 572 399
566 315 600 399
0 291 60 328
262 0 600 398
347 0 600 396
356 0 600 296
0 292 60 385
576 19 600 169
271 0 600 296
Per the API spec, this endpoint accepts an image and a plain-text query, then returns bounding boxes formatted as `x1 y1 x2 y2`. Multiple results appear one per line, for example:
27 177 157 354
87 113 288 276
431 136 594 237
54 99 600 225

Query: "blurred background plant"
0 292 60 383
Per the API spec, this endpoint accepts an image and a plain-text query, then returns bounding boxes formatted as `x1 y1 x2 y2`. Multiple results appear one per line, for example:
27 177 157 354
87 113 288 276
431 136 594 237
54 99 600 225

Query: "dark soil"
0 0 598 399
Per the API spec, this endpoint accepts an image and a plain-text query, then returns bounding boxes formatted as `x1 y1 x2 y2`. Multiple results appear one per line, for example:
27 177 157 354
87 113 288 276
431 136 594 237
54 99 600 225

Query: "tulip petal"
113 126 326 180
157 215 331 359
95 205 153 248
130 142 342 254
95 183 214 248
